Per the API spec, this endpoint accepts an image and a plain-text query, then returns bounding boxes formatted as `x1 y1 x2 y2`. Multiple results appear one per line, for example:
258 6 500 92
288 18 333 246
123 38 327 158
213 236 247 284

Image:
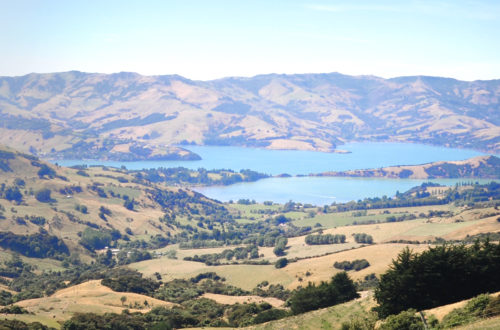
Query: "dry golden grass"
132 257 213 279
330 155 496 179
424 291 500 322
132 257 295 290
322 219 427 243
445 217 500 240
15 280 174 322
397 219 484 239
282 243 429 289
144 243 432 292
313 207 498 244
0 283 15 295
453 315 500 329
259 239 360 262
0 248 65 274
201 293 285 308
247 292 377 330
0 314 62 329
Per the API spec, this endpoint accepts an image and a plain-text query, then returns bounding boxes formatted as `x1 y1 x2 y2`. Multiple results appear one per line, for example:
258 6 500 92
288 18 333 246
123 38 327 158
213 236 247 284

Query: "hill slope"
0 145 228 257
0 72 499 158
316 155 500 179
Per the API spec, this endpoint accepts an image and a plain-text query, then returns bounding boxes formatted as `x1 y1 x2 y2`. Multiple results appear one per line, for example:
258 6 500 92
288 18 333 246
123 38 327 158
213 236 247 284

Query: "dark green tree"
289 272 358 314
35 188 54 203
374 240 500 317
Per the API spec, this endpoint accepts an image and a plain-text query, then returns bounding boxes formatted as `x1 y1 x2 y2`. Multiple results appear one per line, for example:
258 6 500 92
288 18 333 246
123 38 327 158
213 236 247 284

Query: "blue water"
54 143 496 205
56 142 486 175
194 177 495 206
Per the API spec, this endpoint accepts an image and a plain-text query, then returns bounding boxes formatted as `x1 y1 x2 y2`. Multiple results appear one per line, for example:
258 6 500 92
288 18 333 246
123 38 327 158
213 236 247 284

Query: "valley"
0 144 499 328
0 68 499 330
2 1 499 328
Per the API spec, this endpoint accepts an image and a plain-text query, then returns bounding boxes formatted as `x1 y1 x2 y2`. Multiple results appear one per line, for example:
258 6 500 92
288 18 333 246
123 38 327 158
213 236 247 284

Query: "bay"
54 142 496 205
193 177 496 206
56 142 486 175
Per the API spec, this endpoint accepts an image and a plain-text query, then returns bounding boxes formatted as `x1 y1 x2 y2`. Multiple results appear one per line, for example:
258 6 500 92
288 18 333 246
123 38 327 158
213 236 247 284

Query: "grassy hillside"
0 145 232 261
0 72 499 158
14 280 174 320
317 155 500 179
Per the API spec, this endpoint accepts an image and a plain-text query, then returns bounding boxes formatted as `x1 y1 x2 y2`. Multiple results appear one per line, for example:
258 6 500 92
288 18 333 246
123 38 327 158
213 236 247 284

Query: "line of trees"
334 259 370 271
305 234 346 245
374 239 500 317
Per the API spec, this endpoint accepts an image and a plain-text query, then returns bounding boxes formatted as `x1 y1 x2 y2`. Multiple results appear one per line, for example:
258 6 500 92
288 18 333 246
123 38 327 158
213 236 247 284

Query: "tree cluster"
289 272 359 314
101 275 160 295
305 233 346 245
353 233 373 244
184 245 259 265
334 259 370 271
0 229 69 259
374 239 500 317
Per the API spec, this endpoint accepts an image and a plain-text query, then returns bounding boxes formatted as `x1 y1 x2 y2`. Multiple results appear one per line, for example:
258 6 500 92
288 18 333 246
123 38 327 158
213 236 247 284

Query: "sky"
1 0 499 81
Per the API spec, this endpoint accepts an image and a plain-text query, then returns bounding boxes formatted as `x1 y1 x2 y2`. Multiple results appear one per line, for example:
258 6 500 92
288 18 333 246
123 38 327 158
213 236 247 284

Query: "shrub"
440 294 500 328
76 170 89 177
484 295 500 317
379 309 424 330
75 204 88 214
340 312 377 330
37 164 56 178
273 236 287 256
14 178 25 187
124 199 135 211
4 186 22 202
275 258 288 269
0 305 29 314
253 308 289 324
35 188 54 203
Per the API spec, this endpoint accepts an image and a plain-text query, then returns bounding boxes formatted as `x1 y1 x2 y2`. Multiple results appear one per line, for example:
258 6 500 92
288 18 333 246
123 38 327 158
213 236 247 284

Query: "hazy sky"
1 0 499 80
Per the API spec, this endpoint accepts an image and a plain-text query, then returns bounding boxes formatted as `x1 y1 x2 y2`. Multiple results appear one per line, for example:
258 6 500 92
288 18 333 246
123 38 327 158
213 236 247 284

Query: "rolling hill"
0 71 499 159
0 145 229 259
315 155 500 179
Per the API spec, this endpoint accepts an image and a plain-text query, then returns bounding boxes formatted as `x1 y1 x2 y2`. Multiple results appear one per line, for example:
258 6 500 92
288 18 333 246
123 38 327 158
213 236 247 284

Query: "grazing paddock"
444 217 500 240
131 258 295 290
201 293 285 308
15 280 174 322
282 243 430 289
0 314 61 329
321 219 426 243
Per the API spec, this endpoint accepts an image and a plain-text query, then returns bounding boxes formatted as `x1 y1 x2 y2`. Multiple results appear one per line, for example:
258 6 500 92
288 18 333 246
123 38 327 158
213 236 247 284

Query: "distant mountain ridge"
0 71 499 158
